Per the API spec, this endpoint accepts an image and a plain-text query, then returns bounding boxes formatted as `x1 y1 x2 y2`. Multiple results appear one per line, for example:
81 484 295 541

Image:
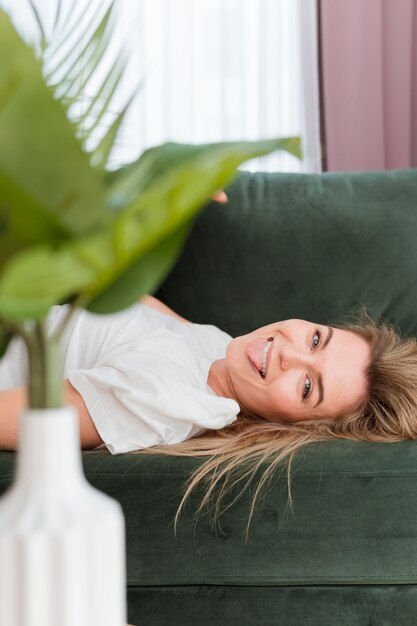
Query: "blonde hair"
124 311 417 538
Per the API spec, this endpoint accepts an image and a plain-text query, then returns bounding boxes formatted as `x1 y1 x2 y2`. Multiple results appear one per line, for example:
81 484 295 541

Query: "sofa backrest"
156 168 417 339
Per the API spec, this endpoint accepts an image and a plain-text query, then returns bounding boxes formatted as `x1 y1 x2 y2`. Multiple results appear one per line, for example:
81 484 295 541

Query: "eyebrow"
314 326 334 408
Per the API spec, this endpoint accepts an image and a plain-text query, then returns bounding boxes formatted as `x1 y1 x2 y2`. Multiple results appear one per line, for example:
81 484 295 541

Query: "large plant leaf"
0 138 300 319
0 9 108 268
85 223 194 313
105 137 302 211
0 244 96 320
0 320 13 359
88 138 303 311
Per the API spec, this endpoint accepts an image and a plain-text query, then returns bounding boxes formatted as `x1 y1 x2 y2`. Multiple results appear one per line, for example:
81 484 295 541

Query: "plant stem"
51 294 89 344
0 314 65 408
28 321 64 409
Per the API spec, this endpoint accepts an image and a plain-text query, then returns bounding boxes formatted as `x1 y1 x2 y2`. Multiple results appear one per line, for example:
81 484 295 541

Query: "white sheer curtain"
0 0 322 172
117 0 322 172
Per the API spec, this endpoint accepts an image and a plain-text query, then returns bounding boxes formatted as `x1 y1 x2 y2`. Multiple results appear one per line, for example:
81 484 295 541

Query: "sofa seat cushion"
126 585 417 626
1 440 416 586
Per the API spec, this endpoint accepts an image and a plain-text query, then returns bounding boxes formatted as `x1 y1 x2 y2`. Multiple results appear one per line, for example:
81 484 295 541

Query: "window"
1 0 321 172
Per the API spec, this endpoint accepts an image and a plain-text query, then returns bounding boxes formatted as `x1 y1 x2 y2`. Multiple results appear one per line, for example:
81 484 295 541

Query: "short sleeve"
67 352 239 454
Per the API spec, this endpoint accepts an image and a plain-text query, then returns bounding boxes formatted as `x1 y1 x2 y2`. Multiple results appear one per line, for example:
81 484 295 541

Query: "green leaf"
42 1 130 169
0 10 108 266
86 222 193 313
44 2 113 91
27 0 48 55
0 138 299 319
83 138 303 310
0 244 96 320
89 89 136 171
0 320 13 359
105 137 302 211
0 12 303 322
76 51 126 139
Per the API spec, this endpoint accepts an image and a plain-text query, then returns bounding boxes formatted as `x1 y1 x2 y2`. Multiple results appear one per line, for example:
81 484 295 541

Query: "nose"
280 343 314 370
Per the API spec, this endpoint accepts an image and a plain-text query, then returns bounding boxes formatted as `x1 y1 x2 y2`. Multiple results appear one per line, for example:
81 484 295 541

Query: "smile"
246 336 274 379
260 338 273 378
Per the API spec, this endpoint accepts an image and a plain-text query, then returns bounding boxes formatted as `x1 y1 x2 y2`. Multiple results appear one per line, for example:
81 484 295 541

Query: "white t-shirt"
0 303 240 453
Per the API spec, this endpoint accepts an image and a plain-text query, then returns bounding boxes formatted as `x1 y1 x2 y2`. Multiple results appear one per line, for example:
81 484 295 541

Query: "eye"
311 330 321 350
302 376 312 400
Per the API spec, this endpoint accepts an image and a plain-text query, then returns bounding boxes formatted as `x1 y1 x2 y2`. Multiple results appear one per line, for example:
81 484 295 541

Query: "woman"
1 290 416 534
134 299 417 533
0 294 371 452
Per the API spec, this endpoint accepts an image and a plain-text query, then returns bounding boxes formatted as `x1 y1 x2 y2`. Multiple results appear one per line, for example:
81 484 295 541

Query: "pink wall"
320 0 417 171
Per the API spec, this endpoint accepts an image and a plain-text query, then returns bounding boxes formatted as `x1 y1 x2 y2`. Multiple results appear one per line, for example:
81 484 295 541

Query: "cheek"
262 379 296 419
260 385 288 419
227 336 244 365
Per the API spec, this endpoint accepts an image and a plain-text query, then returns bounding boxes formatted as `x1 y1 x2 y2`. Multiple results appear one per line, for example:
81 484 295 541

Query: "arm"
0 295 192 451
0 381 103 451
139 294 190 324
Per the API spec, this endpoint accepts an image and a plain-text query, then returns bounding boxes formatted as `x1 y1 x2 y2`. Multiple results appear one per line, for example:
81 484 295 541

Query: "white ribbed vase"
0 406 127 626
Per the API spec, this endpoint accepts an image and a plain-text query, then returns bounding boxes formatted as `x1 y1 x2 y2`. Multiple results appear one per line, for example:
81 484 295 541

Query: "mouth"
261 337 274 378
247 336 274 379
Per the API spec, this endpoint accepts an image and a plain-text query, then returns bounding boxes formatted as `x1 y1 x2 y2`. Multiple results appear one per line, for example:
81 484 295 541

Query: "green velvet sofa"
1 167 417 625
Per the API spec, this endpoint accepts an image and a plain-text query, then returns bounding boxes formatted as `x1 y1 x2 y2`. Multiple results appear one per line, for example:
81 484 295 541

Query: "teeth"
260 339 272 378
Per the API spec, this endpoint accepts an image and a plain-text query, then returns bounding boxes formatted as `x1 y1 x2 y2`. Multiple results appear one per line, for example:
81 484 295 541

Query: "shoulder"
139 295 190 324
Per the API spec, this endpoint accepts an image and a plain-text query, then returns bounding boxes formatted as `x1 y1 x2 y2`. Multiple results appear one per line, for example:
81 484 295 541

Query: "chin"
240 406 263 420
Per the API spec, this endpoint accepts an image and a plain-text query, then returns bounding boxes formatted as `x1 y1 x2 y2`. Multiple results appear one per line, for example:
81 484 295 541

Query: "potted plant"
0 3 301 625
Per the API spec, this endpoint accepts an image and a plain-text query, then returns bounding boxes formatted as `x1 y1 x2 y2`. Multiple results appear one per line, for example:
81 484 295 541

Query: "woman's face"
210 319 370 422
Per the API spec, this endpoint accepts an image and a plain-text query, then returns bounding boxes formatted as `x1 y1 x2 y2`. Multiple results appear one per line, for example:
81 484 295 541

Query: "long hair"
124 311 417 538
